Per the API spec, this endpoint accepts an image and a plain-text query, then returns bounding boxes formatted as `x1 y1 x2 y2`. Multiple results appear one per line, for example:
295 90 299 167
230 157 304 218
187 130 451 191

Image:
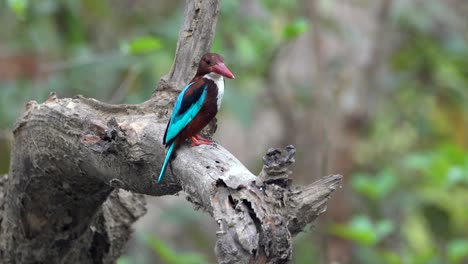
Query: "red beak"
212 63 235 79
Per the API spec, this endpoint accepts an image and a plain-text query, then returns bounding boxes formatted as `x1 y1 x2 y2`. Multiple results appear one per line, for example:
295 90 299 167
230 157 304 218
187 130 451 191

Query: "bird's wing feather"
178 80 206 114
163 81 207 145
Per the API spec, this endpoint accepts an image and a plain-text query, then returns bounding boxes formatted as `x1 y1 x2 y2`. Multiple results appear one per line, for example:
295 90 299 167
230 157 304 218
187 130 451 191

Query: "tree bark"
0 0 342 263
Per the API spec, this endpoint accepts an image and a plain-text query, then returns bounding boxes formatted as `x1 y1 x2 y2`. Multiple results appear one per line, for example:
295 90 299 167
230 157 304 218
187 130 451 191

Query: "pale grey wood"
154 0 220 94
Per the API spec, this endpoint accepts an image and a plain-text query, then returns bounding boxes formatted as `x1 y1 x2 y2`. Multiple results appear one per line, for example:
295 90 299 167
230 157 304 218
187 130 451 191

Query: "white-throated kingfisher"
158 53 235 183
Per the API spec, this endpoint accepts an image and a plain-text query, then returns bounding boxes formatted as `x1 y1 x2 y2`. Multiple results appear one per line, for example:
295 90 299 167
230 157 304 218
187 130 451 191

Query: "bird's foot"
191 136 214 146
195 134 214 144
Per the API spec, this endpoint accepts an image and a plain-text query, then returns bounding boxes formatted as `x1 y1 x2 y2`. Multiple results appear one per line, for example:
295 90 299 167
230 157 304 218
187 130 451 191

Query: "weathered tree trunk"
0 1 342 263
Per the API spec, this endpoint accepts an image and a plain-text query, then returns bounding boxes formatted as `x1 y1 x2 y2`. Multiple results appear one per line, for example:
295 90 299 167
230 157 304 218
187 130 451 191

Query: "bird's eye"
206 60 211 65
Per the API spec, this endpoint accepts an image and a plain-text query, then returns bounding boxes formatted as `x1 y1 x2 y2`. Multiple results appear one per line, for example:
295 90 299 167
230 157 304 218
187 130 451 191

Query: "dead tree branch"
0 0 342 263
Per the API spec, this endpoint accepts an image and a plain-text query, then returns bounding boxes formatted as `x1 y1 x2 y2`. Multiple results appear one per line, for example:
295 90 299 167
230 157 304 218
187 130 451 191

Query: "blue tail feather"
158 142 175 183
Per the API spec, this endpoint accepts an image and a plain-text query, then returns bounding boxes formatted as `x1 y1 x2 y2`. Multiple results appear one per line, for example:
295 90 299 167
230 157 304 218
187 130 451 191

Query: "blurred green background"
1 0 467 263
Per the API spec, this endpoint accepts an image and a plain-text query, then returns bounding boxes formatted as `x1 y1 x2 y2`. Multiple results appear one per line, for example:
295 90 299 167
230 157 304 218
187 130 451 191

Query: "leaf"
329 216 394 246
283 18 309 40
408 144 468 187
404 153 431 171
448 239 468 264
120 36 163 55
351 169 397 200
330 216 378 246
7 0 28 18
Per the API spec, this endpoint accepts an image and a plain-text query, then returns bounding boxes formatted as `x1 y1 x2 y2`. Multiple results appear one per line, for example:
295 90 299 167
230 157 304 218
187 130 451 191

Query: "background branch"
154 0 220 94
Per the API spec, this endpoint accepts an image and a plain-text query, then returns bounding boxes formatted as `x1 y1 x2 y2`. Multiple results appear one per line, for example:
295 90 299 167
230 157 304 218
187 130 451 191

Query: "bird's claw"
191 136 215 146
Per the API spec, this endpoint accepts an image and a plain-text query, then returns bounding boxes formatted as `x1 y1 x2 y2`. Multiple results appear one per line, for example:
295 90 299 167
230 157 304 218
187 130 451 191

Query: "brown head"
196 53 235 79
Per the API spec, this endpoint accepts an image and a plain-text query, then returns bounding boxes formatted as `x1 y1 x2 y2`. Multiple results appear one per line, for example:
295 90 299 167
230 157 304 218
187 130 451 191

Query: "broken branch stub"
211 145 342 263
257 145 296 185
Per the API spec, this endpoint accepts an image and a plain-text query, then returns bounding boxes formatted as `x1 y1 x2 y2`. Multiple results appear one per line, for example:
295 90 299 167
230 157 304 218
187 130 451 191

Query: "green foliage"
120 36 163 55
7 0 28 18
448 239 468 264
116 256 132 264
213 0 304 125
330 215 394 246
143 234 209 264
334 2 468 263
346 143 468 263
351 169 397 200
405 144 468 187
283 18 309 40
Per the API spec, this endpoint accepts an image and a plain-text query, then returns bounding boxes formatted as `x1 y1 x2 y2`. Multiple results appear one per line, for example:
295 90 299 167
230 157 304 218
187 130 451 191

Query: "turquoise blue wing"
163 82 207 145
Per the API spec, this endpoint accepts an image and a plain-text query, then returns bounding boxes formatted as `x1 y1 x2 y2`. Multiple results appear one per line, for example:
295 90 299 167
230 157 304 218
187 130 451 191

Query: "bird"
158 53 235 183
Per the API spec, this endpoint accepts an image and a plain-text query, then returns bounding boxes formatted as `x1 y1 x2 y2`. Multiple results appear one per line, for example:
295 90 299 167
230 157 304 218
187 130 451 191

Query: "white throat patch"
204 72 225 110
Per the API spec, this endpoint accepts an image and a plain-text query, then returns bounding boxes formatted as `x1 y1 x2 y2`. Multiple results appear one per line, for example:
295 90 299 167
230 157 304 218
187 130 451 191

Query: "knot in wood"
109 178 124 188
104 117 120 142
